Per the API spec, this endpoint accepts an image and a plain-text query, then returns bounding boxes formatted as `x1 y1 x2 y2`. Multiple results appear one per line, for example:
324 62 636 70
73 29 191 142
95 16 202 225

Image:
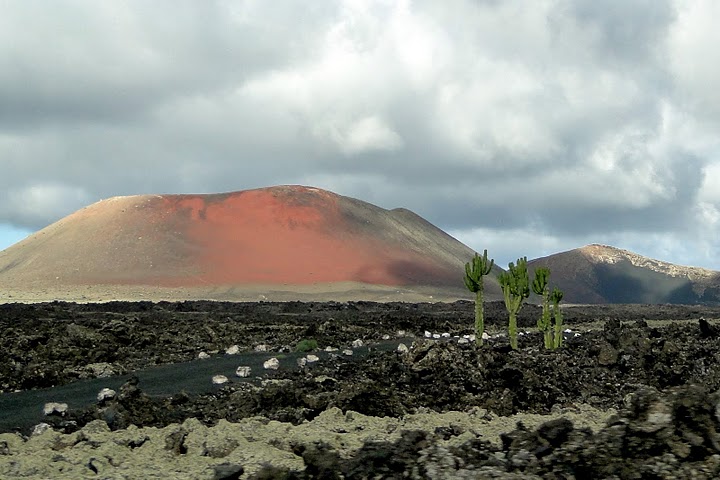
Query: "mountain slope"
0 185 496 302
529 244 720 305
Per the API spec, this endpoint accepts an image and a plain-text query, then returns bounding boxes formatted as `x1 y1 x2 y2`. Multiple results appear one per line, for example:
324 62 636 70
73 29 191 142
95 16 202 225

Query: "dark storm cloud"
0 1 333 130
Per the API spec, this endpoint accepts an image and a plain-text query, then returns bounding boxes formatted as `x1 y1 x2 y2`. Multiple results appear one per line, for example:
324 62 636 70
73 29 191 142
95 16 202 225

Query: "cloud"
331 116 404 155
0 0 718 270
1 183 91 228
447 226 569 270
550 0 675 65
669 0 720 122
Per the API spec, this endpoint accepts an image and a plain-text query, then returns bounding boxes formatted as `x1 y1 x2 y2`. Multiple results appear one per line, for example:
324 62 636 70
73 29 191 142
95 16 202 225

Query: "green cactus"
295 338 318 353
464 249 494 346
498 257 530 350
551 287 564 349
532 267 553 349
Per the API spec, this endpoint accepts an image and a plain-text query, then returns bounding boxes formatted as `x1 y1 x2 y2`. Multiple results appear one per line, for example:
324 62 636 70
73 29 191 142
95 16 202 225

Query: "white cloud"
447 226 568 269
333 116 404 155
669 0 720 121
699 162 720 202
2 183 91 227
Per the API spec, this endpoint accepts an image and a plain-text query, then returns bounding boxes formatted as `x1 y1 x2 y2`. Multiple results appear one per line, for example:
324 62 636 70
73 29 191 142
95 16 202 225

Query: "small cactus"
532 267 553 349
464 249 494 346
295 339 318 353
499 257 530 350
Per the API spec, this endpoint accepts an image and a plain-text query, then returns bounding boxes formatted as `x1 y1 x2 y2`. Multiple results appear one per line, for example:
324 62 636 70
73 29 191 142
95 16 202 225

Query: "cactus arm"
532 267 553 349
481 249 494 275
475 288 483 345
553 305 564 349
551 287 564 349
531 267 549 296
541 294 552 349
500 273 517 349
463 272 477 292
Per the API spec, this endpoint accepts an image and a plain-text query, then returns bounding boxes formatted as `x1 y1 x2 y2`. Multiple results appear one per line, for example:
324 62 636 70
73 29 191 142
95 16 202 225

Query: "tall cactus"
464 249 494 346
532 267 553 349
498 257 530 350
551 287 564 349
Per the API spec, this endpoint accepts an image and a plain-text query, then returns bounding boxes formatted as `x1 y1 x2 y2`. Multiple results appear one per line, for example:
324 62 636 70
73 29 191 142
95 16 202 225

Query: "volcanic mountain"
528 244 720 305
0 185 498 302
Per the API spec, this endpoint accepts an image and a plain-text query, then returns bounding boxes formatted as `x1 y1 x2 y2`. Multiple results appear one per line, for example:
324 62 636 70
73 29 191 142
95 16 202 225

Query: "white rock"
255 344 269 352
198 352 210 360
482 332 491 340
212 375 229 385
397 343 409 354
432 333 441 339
324 346 338 352
382 334 391 340
458 337 470 344
97 388 116 402
342 349 353 356
261 379 292 387
424 331 432 338
352 339 364 348
235 366 252 378
469 334 476 342
441 332 451 338
225 345 240 355
306 354 320 363
264 357 280 370
43 402 68 416
31 423 52 436
297 357 307 367
564 329 572 333
397 330 406 336
313 375 336 384
86 362 115 378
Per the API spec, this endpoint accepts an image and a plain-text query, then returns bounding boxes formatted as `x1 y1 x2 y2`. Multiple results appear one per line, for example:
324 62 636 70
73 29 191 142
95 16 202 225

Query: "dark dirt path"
0 336 413 434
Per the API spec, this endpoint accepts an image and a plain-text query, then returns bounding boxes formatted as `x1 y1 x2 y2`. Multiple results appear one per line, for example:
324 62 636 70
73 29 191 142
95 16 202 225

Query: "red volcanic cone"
0 185 495 301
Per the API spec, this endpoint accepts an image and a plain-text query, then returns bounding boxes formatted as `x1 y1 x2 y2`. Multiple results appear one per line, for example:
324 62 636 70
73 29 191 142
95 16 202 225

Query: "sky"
1 0 719 270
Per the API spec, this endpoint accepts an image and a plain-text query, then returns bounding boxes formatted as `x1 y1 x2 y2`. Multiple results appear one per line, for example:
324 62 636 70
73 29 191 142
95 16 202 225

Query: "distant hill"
0 185 498 302
528 244 720 305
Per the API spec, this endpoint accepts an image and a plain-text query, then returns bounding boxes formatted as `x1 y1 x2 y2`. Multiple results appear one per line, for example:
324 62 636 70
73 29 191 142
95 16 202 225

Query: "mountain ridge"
529 244 720 305
579 244 717 280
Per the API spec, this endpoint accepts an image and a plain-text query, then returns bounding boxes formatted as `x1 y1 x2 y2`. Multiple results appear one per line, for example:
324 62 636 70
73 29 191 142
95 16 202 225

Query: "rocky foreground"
3 382 720 478
2 300 720 478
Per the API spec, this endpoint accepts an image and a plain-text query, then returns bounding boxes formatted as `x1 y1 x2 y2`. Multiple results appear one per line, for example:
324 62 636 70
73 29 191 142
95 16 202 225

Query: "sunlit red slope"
0 186 487 295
